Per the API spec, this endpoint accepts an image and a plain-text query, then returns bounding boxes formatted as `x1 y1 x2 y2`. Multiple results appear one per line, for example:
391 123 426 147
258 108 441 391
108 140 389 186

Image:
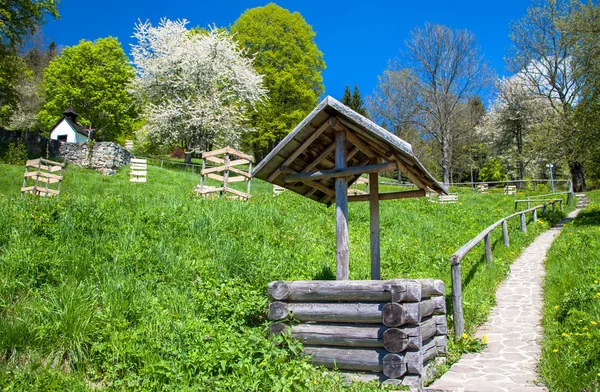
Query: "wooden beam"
335 130 349 280
369 157 380 280
284 161 397 183
346 129 377 159
267 119 331 182
347 189 426 202
393 157 427 189
302 141 336 173
205 156 224 164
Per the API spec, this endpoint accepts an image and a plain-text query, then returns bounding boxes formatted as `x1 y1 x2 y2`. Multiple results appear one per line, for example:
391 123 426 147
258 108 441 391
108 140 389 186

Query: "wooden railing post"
484 234 492 264
560 200 563 211
533 208 537 223
520 213 527 233
552 202 556 213
450 256 464 340
502 220 509 247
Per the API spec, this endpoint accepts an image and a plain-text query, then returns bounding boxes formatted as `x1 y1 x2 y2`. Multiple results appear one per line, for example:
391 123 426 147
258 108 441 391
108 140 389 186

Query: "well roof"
253 96 446 204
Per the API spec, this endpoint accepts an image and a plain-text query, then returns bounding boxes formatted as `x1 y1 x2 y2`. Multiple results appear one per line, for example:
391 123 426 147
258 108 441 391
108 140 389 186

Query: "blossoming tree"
131 19 266 161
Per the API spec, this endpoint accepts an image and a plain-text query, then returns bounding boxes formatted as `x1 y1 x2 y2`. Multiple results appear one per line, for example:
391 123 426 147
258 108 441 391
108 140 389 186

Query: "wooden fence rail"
450 198 565 339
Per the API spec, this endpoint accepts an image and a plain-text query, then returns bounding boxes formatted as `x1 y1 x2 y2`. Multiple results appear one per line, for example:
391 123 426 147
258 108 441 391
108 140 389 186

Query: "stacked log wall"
267 279 447 389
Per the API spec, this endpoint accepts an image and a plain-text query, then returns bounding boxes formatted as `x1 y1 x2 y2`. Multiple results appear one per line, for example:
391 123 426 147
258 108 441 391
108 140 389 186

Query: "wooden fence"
21 158 64 197
130 158 147 183
268 279 447 388
195 147 253 200
450 199 564 339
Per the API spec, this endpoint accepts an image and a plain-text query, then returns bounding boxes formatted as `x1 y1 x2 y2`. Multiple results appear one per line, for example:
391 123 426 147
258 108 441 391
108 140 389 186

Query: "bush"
2 141 28 165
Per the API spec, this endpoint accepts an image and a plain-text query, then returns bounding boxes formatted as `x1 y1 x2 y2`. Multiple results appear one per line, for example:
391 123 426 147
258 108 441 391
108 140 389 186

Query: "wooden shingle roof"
253 96 446 204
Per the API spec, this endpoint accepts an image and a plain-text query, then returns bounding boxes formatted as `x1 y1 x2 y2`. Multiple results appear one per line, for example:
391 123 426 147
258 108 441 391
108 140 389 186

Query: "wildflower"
553 349 559 353
467 344 471 349
562 332 568 337
595 280 599 284
483 335 488 343
313 380 318 385
584 327 588 331
555 305 559 309
592 321 598 326
462 333 469 340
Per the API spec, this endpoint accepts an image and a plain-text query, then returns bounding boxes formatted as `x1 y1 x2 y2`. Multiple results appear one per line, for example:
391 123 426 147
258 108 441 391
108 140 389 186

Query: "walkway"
428 204 583 392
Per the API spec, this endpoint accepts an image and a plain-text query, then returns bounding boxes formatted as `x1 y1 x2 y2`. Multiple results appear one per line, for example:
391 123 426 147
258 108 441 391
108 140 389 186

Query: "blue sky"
43 0 532 104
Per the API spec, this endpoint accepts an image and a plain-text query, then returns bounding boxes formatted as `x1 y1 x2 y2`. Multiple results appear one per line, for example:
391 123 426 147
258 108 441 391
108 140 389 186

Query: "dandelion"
462 333 469 340
584 327 589 331
313 380 318 385
595 280 599 284
562 332 568 337
555 305 559 309
483 335 488 343
592 321 598 326
467 344 471 349
553 349 559 353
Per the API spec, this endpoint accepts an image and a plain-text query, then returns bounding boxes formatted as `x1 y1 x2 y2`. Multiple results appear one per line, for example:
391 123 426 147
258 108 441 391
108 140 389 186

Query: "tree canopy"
38 37 138 141
231 3 325 160
341 84 369 117
131 19 266 161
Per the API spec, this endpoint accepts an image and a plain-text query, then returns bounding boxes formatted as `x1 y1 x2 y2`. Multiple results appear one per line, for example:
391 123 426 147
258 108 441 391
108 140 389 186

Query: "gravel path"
427 205 582 392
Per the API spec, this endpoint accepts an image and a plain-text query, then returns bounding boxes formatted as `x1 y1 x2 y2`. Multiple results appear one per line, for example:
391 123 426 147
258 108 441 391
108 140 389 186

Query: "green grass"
0 163 572 390
540 190 600 392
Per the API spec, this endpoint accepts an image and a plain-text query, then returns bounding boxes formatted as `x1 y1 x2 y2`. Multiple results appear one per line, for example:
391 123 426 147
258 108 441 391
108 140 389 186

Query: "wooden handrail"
450 198 564 340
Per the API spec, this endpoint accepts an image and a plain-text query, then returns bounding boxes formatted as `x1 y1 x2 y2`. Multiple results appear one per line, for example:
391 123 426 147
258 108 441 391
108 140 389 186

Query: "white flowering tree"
131 19 266 161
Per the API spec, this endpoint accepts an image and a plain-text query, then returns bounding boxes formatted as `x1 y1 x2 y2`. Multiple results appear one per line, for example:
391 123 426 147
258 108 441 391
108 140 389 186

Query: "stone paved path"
428 206 582 392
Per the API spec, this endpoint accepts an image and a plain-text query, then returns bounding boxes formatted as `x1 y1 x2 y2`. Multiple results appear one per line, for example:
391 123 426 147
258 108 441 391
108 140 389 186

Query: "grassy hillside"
0 163 570 390
540 190 600 391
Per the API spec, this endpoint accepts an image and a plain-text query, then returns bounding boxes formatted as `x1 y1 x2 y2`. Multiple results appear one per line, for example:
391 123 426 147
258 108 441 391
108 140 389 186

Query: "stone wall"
59 142 132 176
0 129 60 159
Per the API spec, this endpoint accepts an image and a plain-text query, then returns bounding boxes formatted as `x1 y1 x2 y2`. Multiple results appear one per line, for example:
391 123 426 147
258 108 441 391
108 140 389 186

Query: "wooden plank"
369 158 380 280
284 161 397 183
24 171 62 181
270 323 385 348
267 120 331 182
267 279 422 303
226 176 246 183
201 166 226 175
21 186 60 195
130 170 147 176
207 173 224 182
131 158 147 164
202 147 230 158
130 178 147 183
227 158 250 167
131 164 147 170
228 167 252 178
348 189 426 202
335 130 349 280
268 302 383 323
223 187 250 199
345 128 377 159
301 141 336 173
39 158 64 167
26 159 41 167
205 156 224 164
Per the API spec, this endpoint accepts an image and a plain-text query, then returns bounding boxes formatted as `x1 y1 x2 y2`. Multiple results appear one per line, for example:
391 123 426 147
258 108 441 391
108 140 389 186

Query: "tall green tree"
351 85 369 117
38 37 138 141
0 0 59 125
341 85 352 107
231 3 325 160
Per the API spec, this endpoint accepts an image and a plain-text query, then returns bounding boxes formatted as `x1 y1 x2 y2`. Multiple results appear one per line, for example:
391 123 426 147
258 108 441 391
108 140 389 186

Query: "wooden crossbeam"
207 173 224 182
267 119 331 182
24 171 62 181
202 147 254 162
284 161 398 183
205 156 224 164
348 189 426 202
345 129 377 159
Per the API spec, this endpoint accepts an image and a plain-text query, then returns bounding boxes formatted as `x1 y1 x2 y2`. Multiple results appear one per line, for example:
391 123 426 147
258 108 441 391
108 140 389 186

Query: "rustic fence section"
268 279 447 388
450 199 564 339
21 158 64 197
130 158 147 183
194 147 253 200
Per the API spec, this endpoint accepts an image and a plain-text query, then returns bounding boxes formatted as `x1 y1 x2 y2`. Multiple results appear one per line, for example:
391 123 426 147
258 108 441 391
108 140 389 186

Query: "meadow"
0 162 570 390
539 190 600 392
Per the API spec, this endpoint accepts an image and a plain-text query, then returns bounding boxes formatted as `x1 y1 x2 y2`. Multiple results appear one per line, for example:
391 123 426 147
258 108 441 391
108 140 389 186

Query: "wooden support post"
520 213 527 233
369 158 380 280
246 162 253 195
552 202 556 213
335 130 349 280
543 204 547 214
527 200 531 209
200 158 206 191
450 259 464 340
484 233 492 264
502 220 509 247
560 200 563 211
533 209 537 223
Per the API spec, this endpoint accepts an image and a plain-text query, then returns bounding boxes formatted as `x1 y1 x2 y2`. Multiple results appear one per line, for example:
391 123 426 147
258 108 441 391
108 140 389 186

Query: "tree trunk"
441 131 451 185
569 161 586 192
